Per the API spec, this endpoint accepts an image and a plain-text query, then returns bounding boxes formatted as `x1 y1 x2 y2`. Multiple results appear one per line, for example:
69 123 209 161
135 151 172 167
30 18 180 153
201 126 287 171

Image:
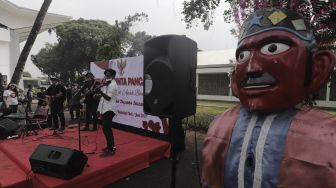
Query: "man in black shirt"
26 84 33 112
45 77 66 131
35 87 46 114
80 72 99 131
65 84 72 110
69 83 81 122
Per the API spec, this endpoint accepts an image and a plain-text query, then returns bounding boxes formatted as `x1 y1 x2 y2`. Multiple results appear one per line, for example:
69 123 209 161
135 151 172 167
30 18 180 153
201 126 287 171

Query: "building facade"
0 0 70 88
196 49 336 108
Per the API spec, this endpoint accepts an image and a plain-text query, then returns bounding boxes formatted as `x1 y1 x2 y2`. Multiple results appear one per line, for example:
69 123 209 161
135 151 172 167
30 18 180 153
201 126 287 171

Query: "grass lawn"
196 100 237 117
197 100 336 115
192 100 336 131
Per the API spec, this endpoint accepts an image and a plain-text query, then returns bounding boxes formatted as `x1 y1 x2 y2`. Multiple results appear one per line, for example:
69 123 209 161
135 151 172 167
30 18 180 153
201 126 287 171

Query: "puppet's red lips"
240 72 277 89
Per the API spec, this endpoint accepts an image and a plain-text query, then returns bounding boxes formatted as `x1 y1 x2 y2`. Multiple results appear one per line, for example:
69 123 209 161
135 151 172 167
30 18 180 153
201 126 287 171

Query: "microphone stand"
77 118 82 151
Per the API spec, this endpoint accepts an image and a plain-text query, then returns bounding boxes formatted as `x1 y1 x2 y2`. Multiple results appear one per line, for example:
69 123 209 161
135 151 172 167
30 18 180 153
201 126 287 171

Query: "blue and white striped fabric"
223 107 296 188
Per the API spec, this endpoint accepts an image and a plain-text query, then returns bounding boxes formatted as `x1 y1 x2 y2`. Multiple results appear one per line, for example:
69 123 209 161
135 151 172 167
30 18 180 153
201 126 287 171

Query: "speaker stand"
168 117 185 188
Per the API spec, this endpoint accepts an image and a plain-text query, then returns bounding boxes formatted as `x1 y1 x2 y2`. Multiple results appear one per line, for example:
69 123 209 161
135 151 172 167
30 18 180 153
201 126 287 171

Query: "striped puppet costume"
202 8 336 188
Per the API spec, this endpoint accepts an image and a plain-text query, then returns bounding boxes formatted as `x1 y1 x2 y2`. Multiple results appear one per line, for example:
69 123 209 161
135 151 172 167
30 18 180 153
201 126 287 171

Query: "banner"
90 56 168 134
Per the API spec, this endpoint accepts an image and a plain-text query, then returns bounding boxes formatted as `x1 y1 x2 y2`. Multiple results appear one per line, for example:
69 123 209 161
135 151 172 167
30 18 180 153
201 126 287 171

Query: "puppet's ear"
308 51 336 94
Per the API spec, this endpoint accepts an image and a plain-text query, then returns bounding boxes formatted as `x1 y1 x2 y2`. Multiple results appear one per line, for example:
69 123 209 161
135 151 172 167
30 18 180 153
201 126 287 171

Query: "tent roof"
0 0 71 42
197 49 237 66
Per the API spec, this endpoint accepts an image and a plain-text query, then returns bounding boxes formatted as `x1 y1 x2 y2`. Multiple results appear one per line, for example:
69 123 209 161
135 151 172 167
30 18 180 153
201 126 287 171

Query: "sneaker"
101 147 108 152
57 127 65 131
101 147 114 152
100 147 116 157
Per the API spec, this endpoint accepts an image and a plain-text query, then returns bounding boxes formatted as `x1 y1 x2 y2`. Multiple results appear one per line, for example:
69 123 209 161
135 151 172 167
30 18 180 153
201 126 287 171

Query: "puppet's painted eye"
236 51 251 63
260 43 290 55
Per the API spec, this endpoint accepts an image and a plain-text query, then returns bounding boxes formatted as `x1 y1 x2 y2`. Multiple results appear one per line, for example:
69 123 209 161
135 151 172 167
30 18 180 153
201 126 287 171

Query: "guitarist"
45 77 66 131
80 72 99 131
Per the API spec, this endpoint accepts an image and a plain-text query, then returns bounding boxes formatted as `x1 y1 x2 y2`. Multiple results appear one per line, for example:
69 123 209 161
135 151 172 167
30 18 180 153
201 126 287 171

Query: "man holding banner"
96 68 118 157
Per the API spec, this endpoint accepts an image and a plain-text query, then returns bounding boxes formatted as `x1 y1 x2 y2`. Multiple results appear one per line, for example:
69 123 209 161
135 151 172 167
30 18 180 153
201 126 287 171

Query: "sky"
8 0 238 77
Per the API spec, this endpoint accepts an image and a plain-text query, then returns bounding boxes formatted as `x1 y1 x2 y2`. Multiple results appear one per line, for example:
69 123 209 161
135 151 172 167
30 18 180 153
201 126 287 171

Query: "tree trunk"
10 0 52 85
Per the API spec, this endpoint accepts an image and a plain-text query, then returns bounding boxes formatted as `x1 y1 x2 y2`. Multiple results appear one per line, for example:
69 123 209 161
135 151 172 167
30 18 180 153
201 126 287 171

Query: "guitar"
35 97 47 102
45 92 64 105
92 80 112 100
82 80 98 102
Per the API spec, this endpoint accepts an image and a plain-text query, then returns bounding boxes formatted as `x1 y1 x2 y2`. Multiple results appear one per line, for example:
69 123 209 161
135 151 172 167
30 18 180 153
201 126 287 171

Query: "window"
329 70 336 101
198 73 230 96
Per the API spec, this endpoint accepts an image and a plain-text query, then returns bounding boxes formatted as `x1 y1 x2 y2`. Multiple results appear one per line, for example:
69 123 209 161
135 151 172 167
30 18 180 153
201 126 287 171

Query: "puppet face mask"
231 30 308 111
230 8 335 112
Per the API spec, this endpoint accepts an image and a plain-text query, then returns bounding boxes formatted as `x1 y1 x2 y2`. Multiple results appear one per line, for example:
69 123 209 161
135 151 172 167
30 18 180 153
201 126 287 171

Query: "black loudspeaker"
0 119 19 139
143 35 197 118
29 144 88 179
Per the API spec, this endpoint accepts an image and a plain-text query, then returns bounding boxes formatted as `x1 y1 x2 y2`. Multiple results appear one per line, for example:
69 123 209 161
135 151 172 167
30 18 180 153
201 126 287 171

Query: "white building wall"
9 29 20 78
0 41 10 76
0 28 10 80
0 27 10 41
0 28 20 86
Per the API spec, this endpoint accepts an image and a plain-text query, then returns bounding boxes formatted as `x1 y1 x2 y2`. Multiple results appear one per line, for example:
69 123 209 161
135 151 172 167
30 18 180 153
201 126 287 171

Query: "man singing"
96 69 118 157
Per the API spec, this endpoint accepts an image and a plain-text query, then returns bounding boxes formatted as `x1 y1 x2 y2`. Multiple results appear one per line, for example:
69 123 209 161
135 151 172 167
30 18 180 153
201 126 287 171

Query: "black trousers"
70 104 81 120
50 102 65 129
85 100 99 127
102 111 116 149
26 100 32 112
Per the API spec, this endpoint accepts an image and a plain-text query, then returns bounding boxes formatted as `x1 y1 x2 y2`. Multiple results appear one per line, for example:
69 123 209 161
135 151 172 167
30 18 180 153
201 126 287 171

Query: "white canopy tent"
0 0 71 86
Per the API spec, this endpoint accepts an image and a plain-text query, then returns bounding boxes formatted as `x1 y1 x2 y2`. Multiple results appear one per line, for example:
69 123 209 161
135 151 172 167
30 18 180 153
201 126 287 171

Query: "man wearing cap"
202 8 336 188
80 72 99 131
45 77 66 131
96 68 118 157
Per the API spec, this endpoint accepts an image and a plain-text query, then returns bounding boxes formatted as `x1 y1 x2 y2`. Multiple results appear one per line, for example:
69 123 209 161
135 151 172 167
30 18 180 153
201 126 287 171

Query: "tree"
10 0 52 85
31 43 62 77
32 13 151 83
182 0 336 49
126 31 155 57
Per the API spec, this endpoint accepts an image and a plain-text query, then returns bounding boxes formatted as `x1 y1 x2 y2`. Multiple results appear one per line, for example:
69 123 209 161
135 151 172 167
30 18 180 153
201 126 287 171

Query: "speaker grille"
0 119 19 139
29 144 88 179
144 35 197 117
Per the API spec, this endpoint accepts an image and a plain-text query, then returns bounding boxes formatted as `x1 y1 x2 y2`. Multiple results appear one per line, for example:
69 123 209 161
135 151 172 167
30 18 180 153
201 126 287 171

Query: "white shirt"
97 79 118 114
3 89 18 105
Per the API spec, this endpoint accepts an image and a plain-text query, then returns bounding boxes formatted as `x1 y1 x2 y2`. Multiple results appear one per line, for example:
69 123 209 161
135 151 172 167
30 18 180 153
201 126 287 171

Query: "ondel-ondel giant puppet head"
231 8 336 112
